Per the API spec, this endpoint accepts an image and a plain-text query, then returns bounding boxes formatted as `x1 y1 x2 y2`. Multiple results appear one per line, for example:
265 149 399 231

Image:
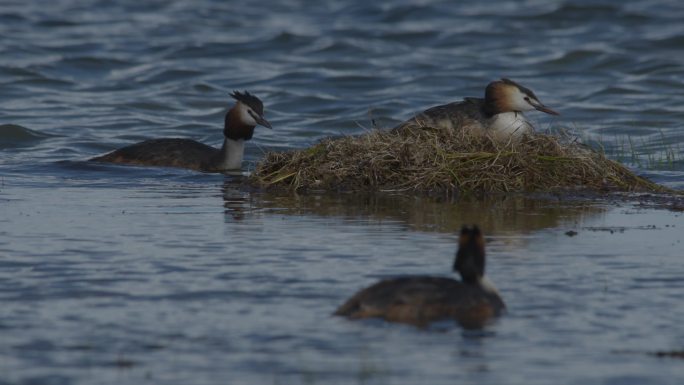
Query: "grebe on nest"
394 78 558 137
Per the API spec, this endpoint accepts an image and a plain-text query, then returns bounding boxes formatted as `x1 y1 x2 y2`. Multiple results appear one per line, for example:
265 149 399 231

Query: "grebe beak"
256 115 272 129
534 104 560 116
529 99 560 115
249 111 273 129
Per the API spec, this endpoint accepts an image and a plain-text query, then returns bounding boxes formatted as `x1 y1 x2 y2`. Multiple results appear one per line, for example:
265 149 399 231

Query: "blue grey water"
1 0 684 384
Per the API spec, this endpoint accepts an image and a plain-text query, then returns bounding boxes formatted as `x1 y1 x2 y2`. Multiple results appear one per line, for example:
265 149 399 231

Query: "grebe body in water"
91 91 271 172
334 225 505 328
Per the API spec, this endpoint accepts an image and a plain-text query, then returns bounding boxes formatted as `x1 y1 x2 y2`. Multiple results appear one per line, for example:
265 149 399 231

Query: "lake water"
1 0 684 384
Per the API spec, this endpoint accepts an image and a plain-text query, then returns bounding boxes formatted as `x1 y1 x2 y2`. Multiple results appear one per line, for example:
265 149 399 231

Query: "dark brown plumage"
334 225 505 328
90 138 223 171
392 97 490 133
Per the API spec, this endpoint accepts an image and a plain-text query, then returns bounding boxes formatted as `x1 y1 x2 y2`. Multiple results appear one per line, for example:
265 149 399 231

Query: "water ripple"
2 2 684 382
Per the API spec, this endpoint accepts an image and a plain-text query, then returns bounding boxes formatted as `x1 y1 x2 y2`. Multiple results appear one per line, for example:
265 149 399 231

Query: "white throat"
218 138 245 170
489 112 534 137
478 276 500 295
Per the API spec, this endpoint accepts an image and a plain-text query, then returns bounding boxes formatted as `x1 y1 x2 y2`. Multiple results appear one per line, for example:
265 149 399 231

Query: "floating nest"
250 124 669 195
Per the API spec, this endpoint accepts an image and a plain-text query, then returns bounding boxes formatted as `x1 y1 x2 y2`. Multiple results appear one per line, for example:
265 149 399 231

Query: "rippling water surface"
2 0 684 384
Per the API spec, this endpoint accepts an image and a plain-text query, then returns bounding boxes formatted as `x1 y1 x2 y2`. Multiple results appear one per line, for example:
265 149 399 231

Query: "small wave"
0 124 56 149
119 101 180 112
135 68 204 84
377 3 440 23
268 31 316 45
646 35 684 49
0 65 40 78
539 49 620 71
529 3 621 19
58 56 130 68
35 19 80 28
0 12 28 23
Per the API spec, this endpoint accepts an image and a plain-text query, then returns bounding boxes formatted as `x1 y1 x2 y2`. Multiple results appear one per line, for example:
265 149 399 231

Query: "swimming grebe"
334 225 505 328
90 91 272 172
393 78 559 137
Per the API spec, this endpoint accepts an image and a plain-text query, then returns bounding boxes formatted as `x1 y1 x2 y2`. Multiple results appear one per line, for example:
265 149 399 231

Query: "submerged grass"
250 124 670 195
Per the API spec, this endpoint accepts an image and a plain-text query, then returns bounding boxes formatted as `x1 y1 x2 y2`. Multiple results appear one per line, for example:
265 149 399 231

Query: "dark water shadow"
221 180 607 234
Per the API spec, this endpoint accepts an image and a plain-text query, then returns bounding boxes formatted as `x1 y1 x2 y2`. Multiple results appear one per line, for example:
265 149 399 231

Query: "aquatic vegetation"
250 123 669 195
595 130 684 171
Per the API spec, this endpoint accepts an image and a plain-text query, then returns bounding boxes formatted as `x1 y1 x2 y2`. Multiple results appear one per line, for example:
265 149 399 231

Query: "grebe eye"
524 96 530 101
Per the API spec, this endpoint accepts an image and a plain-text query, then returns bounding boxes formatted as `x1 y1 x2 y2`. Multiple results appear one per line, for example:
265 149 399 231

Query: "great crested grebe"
90 91 272 172
334 225 505 328
393 78 559 137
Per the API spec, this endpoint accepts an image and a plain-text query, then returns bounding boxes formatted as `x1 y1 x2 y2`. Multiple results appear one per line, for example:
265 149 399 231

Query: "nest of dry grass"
250 124 668 195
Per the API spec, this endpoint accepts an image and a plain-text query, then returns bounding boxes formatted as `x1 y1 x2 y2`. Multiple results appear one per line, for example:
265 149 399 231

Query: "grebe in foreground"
394 78 559 137
334 225 504 328
90 91 271 172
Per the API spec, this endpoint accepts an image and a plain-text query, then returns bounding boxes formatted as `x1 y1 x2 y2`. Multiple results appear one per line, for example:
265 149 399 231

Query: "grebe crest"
334 225 505 328
91 90 272 172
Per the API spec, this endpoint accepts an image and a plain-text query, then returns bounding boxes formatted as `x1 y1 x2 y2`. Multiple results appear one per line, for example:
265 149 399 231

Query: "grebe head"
453 225 486 284
224 91 272 140
485 78 559 116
